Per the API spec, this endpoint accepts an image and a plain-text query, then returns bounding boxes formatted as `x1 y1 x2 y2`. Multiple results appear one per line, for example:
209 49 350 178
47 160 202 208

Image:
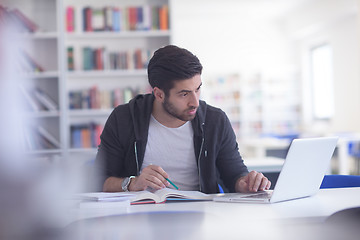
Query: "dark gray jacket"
96 94 248 193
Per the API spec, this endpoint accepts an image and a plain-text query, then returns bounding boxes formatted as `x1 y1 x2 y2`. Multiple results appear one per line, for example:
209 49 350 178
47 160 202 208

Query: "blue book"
136 7 143 30
112 8 120 31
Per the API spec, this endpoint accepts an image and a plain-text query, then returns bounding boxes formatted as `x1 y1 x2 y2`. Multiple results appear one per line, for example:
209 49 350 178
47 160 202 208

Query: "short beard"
163 97 196 122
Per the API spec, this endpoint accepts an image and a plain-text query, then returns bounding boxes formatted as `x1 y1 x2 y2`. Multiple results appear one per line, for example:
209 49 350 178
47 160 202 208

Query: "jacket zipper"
197 122 205 192
134 141 139 174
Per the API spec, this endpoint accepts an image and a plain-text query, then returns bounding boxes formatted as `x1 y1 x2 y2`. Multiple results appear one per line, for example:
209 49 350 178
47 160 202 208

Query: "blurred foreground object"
0 12 69 240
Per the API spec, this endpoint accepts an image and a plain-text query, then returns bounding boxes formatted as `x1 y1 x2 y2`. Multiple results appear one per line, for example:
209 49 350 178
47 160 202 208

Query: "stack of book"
69 86 143 110
70 123 103 149
78 47 152 71
65 5 169 33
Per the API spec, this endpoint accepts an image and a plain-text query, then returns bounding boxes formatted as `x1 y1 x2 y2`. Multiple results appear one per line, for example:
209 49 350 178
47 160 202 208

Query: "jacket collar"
129 94 208 139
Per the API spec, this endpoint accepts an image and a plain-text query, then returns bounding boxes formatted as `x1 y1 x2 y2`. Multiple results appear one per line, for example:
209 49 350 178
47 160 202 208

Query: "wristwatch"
121 176 135 192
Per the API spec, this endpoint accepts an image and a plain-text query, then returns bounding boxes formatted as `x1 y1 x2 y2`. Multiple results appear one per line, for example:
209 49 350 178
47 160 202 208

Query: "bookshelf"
63 0 170 154
2 0 65 157
202 71 300 142
3 0 170 159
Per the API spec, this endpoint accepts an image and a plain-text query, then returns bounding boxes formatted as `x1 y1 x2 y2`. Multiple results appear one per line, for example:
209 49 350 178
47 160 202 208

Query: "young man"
95 45 271 193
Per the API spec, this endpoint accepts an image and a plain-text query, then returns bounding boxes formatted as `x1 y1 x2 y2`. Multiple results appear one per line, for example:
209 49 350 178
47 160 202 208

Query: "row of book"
69 86 148 110
66 5 169 32
68 47 153 71
71 123 103 149
23 125 60 151
20 86 58 112
0 5 38 33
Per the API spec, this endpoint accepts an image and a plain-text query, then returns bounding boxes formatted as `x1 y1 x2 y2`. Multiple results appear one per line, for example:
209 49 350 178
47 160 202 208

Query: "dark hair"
147 45 203 95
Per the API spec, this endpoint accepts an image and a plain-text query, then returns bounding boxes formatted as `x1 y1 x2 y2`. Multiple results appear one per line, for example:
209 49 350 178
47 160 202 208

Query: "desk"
66 188 360 240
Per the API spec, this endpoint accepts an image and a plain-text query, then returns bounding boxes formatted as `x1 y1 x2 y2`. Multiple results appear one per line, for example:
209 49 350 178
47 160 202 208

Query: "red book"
128 7 137 31
134 49 142 69
66 6 75 32
95 48 104 70
11 8 38 32
83 7 92 32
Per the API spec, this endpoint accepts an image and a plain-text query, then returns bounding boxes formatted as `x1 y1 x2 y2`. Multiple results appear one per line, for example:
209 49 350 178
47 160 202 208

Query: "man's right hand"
128 165 170 191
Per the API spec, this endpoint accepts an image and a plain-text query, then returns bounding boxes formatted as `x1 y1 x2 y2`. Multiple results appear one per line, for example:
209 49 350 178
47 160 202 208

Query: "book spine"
36 126 60 148
112 7 120 31
67 47 74 71
33 88 58 111
159 5 168 30
66 6 75 32
11 8 38 32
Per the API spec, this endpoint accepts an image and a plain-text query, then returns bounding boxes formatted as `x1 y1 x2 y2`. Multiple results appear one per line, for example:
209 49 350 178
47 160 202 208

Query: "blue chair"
320 175 360 189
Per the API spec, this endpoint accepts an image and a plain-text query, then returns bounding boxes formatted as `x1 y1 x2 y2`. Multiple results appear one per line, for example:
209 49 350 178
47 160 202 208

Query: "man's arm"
103 165 170 192
103 176 125 192
235 171 271 193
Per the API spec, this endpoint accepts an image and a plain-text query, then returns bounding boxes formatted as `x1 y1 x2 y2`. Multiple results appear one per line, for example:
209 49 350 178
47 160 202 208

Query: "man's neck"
152 101 186 128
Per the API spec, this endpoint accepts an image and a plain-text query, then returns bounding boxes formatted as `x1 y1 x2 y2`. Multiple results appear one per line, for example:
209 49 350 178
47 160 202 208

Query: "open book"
130 188 213 204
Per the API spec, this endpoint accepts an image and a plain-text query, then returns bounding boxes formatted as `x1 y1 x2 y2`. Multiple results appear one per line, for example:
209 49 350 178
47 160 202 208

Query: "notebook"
214 137 338 203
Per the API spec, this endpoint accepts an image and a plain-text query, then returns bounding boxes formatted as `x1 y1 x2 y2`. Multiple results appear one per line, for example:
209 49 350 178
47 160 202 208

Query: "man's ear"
153 87 165 102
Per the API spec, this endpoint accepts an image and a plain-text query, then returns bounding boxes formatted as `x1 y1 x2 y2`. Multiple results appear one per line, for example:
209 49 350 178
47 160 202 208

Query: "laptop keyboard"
243 191 273 199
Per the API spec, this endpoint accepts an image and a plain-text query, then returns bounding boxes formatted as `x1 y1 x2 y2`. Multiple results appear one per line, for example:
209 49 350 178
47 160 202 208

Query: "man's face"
163 74 202 122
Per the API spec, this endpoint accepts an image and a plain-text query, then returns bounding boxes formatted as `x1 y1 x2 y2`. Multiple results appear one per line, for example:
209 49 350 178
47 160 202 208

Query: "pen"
165 178 179 190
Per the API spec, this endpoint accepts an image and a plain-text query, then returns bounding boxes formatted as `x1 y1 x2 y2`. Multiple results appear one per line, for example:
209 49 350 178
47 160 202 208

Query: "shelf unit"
202 71 300 142
2 0 65 158
64 0 170 155
5 0 170 160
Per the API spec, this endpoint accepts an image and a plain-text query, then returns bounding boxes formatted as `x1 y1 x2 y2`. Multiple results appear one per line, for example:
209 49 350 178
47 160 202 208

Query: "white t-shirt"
141 115 200 191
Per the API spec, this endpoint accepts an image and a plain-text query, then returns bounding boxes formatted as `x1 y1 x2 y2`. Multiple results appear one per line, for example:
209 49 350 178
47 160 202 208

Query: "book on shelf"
66 6 75 32
0 5 38 33
19 85 44 112
159 5 169 30
79 46 152 71
78 4 169 32
83 7 92 32
23 126 60 150
130 188 213 204
92 7 105 31
69 86 143 110
71 123 103 149
10 8 38 32
33 88 58 111
67 47 74 71
21 50 44 72
36 126 61 149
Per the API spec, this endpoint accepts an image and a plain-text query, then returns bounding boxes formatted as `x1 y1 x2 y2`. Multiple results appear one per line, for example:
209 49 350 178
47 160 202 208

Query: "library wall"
171 0 360 138
170 0 300 139
284 0 360 134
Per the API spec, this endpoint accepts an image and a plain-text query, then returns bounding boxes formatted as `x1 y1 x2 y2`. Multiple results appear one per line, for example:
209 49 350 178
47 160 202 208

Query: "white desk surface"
66 188 360 240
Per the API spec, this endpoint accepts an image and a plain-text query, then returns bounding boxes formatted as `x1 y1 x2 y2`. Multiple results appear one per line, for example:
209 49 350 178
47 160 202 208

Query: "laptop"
214 137 338 203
